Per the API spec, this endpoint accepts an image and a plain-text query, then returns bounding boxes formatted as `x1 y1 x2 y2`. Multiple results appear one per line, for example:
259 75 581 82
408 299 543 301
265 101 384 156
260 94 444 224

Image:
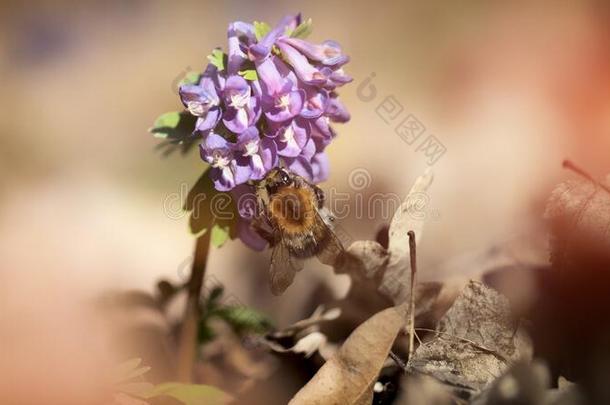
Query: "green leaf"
215 305 273 335
198 321 217 344
151 111 180 137
147 382 230 405
184 168 216 235
238 69 258 81
290 18 313 39
184 169 237 240
206 285 224 305
149 111 199 156
211 223 230 247
207 48 225 71
179 71 200 87
253 21 271 41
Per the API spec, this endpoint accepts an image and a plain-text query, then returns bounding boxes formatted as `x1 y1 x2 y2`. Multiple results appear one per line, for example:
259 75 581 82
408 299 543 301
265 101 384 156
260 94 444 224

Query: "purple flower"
325 95 350 123
326 67 353 88
222 75 261 133
285 155 313 181
277 40 327 86
179 66 222 133
284 137 329 183
232 183 259 219
280 38 349 67
236 127 277 180
168 13 353 205
256 56 304 122
283 136 316 181
248 14 300 61
236 217 268 251
231 183 269 250
267 119 310 157
300 85 328 119
311 115 335 139
310 152 330 183
200 133 249 191
227 21 256 74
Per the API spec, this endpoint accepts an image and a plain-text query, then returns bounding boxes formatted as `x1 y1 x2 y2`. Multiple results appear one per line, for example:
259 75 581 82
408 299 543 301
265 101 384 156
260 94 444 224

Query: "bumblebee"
253 167 344 295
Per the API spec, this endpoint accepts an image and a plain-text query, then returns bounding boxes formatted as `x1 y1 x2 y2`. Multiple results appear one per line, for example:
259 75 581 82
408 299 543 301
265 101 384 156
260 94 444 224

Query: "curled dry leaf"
270 305 341 339
543 168 610 389
387 168 434 260
267 331 329 358
334 170 435 305
408 280 532 399
335 240 389 280
545 176 610 265
288 302 408 405
259 306 341 360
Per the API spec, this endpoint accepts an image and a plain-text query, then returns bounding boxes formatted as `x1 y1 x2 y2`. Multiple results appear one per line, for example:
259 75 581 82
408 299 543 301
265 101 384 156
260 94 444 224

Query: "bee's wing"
269 239 304 296
314 209 345 267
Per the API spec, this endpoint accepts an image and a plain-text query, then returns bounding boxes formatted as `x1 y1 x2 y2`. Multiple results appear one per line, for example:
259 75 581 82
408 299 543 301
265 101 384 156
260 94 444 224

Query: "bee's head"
265 167 293 193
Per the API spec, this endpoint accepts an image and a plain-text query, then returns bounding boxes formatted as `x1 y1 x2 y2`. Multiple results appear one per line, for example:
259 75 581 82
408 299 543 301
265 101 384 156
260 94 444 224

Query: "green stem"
176 230 211 382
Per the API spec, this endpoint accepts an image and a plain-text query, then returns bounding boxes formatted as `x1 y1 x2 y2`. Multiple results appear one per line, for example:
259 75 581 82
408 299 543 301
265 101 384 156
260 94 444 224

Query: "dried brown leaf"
409 281 532 399
335 240 389 280
387 168 434 260
269 306 341 339
266 331 328 358
334 170 434 305
545 177 610 265
288 303 408 405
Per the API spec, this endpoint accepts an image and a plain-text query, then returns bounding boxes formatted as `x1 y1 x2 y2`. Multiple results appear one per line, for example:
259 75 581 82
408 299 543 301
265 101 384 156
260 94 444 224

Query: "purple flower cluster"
179 14 351 249
179 14 351 193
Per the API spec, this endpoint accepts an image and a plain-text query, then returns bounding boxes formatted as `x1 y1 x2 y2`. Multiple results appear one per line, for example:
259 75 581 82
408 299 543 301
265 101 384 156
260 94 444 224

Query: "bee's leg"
250 216 276 246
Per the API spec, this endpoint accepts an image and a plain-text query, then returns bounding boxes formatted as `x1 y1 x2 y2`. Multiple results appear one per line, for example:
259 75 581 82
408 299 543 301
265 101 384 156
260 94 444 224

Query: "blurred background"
1 0 610 403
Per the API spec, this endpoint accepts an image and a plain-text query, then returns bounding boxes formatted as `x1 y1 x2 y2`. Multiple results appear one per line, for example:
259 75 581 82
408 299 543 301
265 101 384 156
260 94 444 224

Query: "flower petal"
248 14 299 61
194 107 221 132
223 95 260 134
256 56 290 95
280 37 349 67
260 136 278 171
232 184 258 219
312 116 334 138
277 41 326 86
237 218 268 251
203 132 231 150
227 21 255 74
285 156 314 182
300 85 328 119
223 75 250 101
274 119 310 157
325 97 350 123
311 152 330 183
299 136 316 160
233 160 252 185
179 83 219 117
264 89 304 122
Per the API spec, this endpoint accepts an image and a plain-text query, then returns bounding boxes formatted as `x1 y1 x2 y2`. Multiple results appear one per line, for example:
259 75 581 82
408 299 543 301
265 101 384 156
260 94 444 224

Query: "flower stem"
563 159 610 195
407 230 417 360
176 230 211 382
